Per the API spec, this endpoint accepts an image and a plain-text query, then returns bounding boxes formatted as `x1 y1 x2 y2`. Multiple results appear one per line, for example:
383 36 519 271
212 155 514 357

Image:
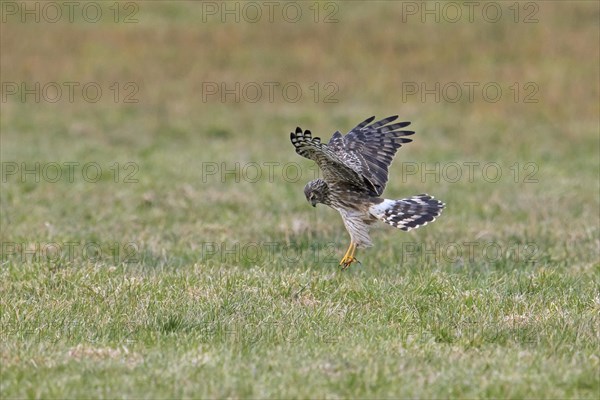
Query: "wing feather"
329 115 414 195
349 115 376 132
290 115 414 196
290 127 374 192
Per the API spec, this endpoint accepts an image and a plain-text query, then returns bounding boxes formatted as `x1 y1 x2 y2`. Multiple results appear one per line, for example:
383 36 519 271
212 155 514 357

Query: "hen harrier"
290 115 444 269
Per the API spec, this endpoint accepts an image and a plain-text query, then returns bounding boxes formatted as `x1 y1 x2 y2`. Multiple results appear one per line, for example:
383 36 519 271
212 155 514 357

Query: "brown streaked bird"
290 115 444 269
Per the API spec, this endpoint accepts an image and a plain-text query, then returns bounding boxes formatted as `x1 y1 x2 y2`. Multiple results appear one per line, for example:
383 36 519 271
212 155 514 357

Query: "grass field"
1 1 599 398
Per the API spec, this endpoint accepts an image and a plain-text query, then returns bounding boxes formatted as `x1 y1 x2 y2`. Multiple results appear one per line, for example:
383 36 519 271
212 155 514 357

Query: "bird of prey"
290 115 444 269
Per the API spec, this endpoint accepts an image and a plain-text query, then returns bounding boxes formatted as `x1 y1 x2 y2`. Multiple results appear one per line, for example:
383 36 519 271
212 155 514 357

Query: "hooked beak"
310 199 317 207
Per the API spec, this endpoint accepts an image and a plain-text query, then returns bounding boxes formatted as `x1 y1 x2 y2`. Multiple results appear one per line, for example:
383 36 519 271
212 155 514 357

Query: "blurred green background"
2 1 597 251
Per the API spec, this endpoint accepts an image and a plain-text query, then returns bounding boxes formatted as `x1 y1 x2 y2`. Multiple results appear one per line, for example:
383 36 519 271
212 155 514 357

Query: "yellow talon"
339 242 360 270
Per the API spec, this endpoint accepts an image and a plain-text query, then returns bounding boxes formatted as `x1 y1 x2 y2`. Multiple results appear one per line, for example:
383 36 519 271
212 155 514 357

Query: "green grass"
1 2 599 398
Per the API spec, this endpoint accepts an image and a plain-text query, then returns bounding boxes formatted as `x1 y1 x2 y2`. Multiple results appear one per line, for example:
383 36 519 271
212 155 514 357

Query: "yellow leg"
340 242 353 263
339 242 360 270
349 244 357 260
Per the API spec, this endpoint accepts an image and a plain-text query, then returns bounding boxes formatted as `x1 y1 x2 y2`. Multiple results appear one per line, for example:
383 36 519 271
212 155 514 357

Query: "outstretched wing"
329 115 414 196
290 115 414 195
290 127 373 192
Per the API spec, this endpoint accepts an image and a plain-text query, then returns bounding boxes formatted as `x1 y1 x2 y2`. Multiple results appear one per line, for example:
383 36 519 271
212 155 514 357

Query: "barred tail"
369 194 445 231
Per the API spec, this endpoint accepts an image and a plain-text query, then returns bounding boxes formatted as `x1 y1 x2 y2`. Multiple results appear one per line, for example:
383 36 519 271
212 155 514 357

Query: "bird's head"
304 179 330 207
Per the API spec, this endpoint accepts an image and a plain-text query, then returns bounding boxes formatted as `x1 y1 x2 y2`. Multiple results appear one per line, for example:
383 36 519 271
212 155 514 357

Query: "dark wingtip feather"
295 127 302 133
375 115 399 123
368 115 401 129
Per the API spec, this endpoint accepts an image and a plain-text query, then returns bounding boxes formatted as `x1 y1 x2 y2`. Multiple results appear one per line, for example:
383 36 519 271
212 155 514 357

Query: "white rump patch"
369 199 396 218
